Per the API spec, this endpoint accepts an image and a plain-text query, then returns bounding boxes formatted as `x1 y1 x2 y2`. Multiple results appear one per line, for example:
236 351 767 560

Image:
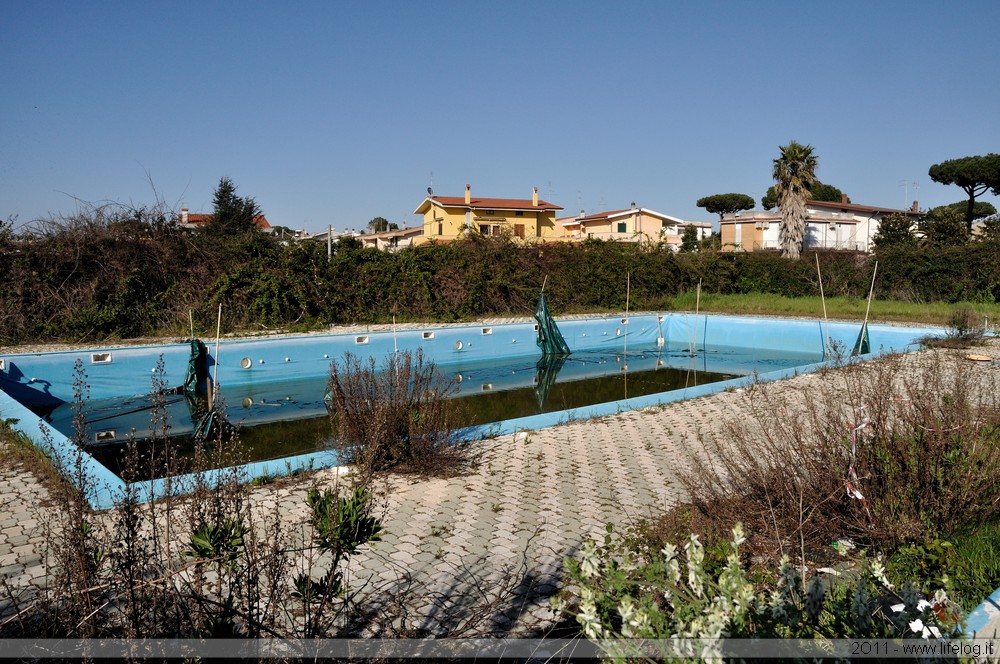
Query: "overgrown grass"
0 417 68 491
676 348 1000 558
949 522 1000 612
671 291 1000 326
883 519 1000 613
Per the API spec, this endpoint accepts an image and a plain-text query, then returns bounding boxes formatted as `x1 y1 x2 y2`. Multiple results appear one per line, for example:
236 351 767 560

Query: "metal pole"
623 272 630 370
327 224 333 263
815 253 830 357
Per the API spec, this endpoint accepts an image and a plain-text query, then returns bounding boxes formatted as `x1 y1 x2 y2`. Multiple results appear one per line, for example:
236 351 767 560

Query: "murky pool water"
37 342 821 480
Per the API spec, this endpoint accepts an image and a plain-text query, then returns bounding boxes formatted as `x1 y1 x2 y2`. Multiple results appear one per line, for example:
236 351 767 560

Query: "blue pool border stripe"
966 587 1000 637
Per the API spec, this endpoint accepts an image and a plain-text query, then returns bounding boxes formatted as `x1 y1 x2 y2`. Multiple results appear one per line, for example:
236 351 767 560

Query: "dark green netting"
193 408 221 440
851 322 870 357
182 339 203 395
533 354 567 410
534 292 570 356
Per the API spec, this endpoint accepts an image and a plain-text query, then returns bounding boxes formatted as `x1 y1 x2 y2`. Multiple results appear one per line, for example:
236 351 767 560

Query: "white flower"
666 557 681 584
731 522 746 548
618 599 636 625
578 599 604 640
908 618 941 639
579 540 600 579
549 595 566 614
686 534 705 597
871 560 894 590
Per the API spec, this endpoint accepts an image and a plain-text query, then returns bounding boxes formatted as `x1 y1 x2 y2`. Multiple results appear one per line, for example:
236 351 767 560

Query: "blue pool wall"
0 313 936 406
0 313 942 510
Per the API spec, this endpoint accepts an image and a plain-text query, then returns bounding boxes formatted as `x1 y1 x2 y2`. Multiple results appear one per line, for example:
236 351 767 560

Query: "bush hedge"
3 208 1000 345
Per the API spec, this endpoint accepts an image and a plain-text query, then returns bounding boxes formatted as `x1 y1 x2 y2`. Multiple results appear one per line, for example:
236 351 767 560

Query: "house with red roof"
177 207 272 231
413 185 563 244
557 204 712 249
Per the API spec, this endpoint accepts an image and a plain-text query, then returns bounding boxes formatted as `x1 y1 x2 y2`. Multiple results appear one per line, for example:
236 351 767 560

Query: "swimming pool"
0 313 941 508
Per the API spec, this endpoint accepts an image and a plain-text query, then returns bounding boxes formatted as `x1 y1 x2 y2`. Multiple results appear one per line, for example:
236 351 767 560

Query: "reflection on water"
38 342 820 480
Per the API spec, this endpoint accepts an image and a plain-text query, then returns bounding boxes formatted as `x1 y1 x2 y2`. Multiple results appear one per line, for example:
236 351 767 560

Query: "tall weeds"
677 349 1000 558
1 349 526 642
326 349 467 479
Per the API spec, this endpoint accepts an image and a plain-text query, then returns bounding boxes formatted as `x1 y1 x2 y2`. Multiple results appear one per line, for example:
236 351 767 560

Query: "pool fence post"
623 272 630 371
211 304 222 408
815 253 830 358
691 279 702 357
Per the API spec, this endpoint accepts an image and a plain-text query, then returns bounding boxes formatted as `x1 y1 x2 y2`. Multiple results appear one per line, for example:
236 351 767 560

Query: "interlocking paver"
3 339 999 637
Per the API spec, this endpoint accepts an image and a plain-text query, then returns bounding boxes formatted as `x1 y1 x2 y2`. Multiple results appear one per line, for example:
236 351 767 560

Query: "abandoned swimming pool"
0 313 941 509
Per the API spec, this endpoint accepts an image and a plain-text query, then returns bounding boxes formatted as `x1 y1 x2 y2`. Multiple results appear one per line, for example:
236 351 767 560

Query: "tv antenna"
899 180 912 209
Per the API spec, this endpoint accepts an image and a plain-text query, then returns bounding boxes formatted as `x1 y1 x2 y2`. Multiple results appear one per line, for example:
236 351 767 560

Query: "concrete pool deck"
1 334 999 640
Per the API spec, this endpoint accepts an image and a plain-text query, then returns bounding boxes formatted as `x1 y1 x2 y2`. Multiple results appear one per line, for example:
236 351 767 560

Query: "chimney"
180 207 188 224
841 193 848 204
465 184 471 205
630 201 636 210
532 186 539 207
911 200 919 212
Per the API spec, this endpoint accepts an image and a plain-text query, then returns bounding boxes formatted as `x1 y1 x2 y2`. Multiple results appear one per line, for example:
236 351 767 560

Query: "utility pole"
327 224 332 263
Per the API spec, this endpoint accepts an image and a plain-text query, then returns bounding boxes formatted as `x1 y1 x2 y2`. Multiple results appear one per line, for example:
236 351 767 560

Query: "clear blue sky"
3 1 998 233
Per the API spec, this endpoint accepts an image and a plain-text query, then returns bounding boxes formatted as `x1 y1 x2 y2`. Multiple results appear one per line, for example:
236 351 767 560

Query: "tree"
872 214 917 250
699 231 721 252
808 182 848 204
761 181 847 210
679 224 700 252
977 215 1000 242
366 217 398 233
921 206 969 246
695 193 755 220
772 141 818 260
208 177 262 236
929 200 997 221
928 154 1000 232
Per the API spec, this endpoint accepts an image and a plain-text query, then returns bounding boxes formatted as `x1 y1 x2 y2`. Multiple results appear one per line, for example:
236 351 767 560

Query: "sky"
3 1 999 234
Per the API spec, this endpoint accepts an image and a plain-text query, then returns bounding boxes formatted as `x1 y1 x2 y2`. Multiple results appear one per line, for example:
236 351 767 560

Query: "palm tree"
772 142 818 260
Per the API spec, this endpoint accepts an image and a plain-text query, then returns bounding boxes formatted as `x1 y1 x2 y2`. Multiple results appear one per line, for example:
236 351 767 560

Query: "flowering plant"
557 523 965 658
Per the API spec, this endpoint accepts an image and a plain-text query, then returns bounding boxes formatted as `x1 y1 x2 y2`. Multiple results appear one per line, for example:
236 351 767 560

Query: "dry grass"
654 345 1000 564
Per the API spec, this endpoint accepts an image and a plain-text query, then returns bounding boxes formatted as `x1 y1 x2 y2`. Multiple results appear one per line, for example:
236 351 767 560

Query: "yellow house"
413 185 563 244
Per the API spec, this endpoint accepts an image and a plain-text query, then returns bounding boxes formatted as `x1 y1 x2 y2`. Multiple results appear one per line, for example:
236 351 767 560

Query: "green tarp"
534 292 570 356
851 322 870 357
182 339 203 395
533 354 568 411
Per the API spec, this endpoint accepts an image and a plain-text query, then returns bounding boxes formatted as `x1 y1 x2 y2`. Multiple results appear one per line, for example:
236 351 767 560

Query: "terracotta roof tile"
428 195 562 211
179 213 271 229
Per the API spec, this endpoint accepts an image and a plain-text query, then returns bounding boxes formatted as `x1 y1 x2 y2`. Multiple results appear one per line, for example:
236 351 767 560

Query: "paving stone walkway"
0 463 49 617
2 340 1000 639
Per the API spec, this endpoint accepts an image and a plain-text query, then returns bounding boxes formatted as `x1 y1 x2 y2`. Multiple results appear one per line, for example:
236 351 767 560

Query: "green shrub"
558 523 964 659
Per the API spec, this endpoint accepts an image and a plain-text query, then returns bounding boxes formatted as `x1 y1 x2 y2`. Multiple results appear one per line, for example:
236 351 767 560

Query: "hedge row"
2 215 998 345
